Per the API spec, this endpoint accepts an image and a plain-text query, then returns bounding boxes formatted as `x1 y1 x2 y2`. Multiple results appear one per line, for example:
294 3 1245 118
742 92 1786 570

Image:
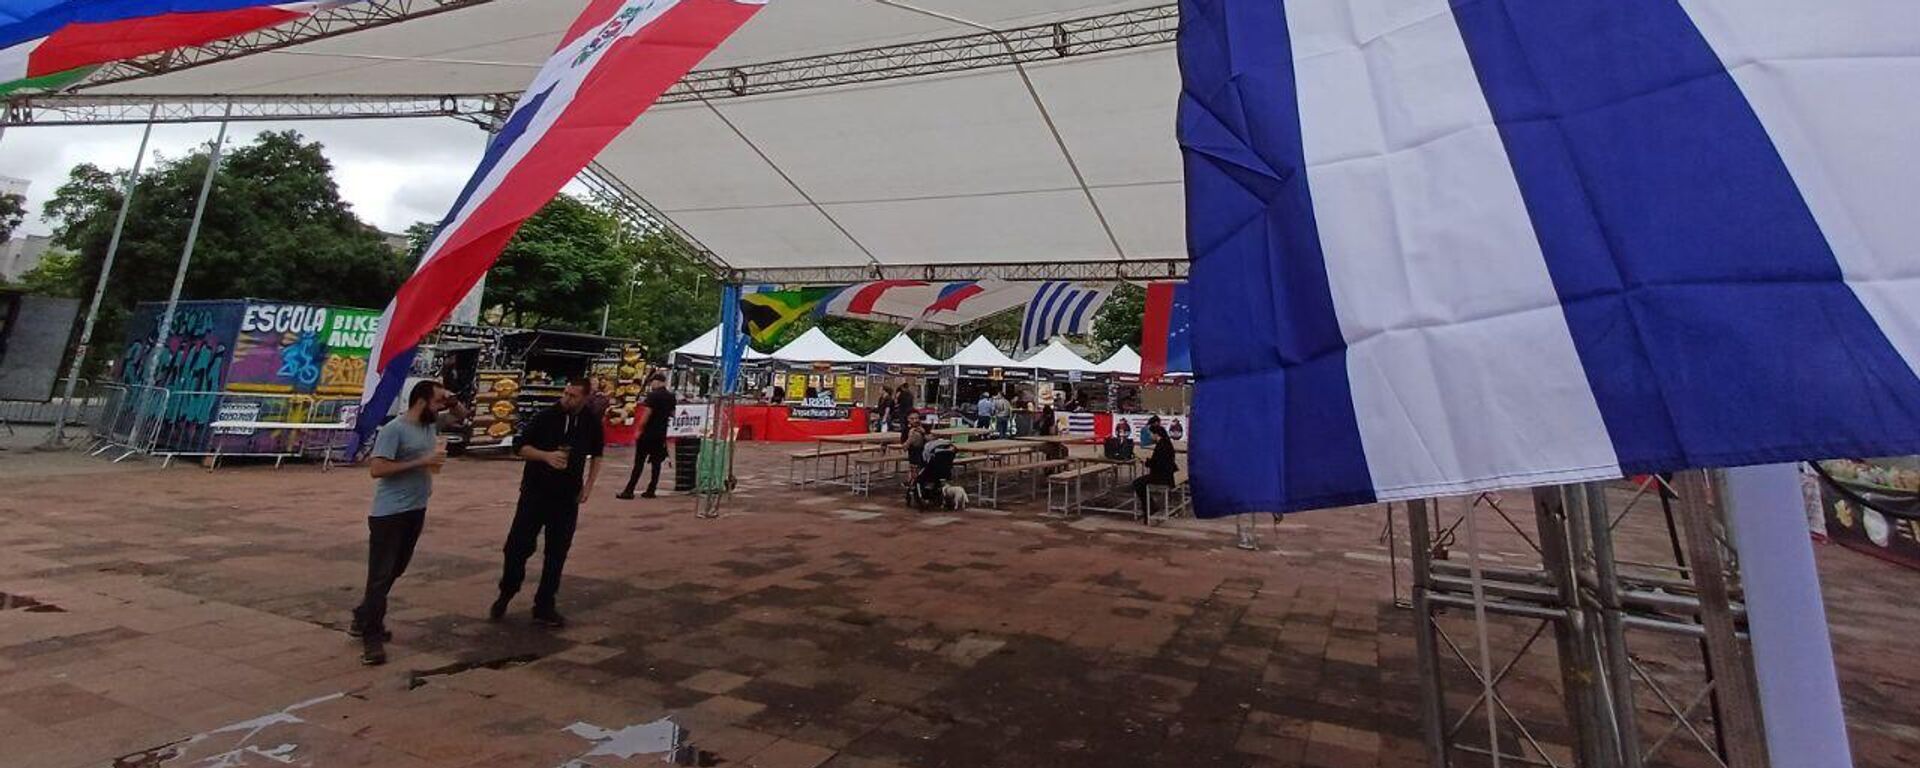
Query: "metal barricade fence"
87 384 171 461
144 390 360 468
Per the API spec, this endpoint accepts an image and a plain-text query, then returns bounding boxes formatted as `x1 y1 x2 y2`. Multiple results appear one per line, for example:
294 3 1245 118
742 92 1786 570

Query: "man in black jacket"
1132 417 1178 518
618 373 676 499
491 379 602 627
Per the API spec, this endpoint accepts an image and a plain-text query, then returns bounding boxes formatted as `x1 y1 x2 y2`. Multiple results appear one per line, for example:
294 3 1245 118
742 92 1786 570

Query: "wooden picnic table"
953 439 1038 454
818 432 904 445
931 426 990 438
1015 434 1087 444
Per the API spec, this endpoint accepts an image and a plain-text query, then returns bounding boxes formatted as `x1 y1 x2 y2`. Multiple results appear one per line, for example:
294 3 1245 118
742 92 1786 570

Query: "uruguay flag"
1019 281 1109 353
357 0 765 445
1182 0 1920 516
0 1 362 94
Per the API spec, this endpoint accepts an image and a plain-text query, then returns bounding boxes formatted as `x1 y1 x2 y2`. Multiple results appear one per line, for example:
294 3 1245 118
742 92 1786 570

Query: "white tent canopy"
766 326 863 364
68 0 1183 280
668 325 767 365
1095 346 1140 376
862 333 942 367
1019 339 1100 373
944 336 1025 369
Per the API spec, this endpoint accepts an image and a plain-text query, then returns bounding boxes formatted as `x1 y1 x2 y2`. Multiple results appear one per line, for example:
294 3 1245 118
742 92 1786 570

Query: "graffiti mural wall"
121 299 375 455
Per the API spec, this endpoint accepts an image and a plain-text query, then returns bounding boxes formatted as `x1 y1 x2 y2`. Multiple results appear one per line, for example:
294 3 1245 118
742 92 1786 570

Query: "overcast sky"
0 117 491 238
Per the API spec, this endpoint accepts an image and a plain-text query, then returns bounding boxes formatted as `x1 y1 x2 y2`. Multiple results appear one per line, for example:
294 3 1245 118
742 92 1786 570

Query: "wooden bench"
788 445 881 486
849 453 908 496
1046 463 1117 517
1141 471 1192 526
974 458 1073 508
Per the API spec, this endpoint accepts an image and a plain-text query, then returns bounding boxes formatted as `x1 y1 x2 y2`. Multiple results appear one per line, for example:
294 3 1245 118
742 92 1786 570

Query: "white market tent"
862 333 942 367
668 324 768 366
1019 339 1100 373
27 0 1187 286
766 326 863 365
1094 345 1141 377
944 336 1026 370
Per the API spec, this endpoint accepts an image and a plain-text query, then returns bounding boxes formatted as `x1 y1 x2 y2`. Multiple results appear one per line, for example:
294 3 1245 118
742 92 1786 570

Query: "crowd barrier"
87 386 358 467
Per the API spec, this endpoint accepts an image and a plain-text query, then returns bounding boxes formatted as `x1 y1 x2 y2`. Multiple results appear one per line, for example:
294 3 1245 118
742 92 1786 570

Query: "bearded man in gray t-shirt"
353 379 463 665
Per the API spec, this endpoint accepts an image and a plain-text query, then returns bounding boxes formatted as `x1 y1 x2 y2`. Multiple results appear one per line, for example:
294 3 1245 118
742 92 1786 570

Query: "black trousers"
354 508 426 632
622 439 668 495
1134 474 1175 508
499 494 578 611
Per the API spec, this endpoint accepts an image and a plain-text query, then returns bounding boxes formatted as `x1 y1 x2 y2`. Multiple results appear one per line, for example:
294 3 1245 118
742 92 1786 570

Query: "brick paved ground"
0 434 1915 767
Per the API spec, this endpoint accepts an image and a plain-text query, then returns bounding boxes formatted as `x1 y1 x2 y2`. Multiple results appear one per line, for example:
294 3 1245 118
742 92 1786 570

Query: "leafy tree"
41 130 408 370
1091 281 1146 356
604 233 723 363
481 194 631 330
10 249 81 297
0 192 23 244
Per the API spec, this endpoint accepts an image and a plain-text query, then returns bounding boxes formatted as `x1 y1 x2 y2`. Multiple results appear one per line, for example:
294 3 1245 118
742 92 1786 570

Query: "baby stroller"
907 439 957 509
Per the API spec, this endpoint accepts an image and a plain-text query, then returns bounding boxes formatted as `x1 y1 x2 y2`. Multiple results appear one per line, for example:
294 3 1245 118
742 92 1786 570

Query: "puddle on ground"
113 692 342 767
0 592 64 612
406 653 542 690
560 717 718 766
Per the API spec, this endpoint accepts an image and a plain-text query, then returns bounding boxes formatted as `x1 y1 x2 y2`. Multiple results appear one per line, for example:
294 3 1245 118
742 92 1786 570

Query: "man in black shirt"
491 379 602 627
618 373 677 499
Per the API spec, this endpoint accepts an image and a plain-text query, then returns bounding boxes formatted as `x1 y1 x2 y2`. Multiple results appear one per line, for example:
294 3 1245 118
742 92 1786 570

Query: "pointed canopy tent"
862 333 942 368
1095 346 1141 379
766 326 863 366
1020 339 1100 375
669 325 767 367
944 336 1032 381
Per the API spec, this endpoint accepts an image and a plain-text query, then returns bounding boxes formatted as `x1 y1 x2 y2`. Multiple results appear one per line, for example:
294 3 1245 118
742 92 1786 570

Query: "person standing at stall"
618 373 676 499
491 379 602 627
892 384 915 436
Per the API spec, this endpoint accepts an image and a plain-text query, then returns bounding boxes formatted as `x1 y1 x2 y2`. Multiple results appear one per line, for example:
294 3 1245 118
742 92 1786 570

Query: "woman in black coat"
1132 421 1178 514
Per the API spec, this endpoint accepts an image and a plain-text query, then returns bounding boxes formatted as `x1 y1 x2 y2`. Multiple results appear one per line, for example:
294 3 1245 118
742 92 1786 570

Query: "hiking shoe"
488 595 511 622
615 490 636 500
347 622 392 642
360 639 387 666
639 491 657 499
531 609 567 629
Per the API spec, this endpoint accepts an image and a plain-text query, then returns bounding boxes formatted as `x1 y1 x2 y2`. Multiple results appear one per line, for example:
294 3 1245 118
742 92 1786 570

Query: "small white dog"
941 485 970 510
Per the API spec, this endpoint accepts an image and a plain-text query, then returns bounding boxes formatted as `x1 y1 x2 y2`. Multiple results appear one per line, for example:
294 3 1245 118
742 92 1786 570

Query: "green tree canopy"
42 130 408 369
1091 281 1145 356
0 192 23 244
481 194 632 331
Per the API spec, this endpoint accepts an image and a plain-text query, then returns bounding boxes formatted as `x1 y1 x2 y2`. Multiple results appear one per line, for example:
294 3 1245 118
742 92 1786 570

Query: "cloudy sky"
0 117 491 238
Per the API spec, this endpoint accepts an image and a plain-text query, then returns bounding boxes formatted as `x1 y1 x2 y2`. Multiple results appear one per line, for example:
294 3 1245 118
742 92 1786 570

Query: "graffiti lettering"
242 304 328 335
321 355 368 391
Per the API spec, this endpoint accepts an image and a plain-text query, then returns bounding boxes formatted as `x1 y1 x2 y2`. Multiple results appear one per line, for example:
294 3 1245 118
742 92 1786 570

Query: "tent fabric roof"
1019 339 1099 373
862 334 942 367
669 325 766 363
766 326 863 364
1095 346 1140 375
83 0 1181 274
944 337 1025 369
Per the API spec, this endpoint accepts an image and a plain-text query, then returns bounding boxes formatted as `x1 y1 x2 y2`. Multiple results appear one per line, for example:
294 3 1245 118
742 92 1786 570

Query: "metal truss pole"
42 107 158 448
1580 484 1644 768
145 107 232 389
1407 498 1451 768
1673 472 1770 768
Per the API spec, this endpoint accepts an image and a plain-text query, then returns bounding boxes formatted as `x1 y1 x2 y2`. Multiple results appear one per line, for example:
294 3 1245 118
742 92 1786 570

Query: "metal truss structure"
1400 473 1768 768
80 0 501 88
0 92 512 126
3 4 1177 127
721 258 1189 286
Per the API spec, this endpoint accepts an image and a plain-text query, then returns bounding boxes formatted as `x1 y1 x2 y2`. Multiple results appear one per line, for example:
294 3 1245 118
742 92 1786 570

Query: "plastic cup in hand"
431 437 449 474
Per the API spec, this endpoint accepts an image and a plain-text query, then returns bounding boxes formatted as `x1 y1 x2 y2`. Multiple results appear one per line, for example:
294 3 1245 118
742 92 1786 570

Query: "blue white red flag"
357 0 766 445
1139 281 1191 383
811 279 1036 329
1182 0 1920 516
0 1 363 93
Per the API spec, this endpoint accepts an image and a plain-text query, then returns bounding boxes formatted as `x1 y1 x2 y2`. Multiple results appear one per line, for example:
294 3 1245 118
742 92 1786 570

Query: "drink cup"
431 437 449 474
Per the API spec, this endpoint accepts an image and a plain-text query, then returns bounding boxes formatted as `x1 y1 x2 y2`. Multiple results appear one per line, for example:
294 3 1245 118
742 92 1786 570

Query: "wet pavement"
1 434 1916 767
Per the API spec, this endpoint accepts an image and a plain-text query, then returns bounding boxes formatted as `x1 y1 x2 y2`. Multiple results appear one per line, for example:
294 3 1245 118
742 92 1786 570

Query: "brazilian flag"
739 287 840 344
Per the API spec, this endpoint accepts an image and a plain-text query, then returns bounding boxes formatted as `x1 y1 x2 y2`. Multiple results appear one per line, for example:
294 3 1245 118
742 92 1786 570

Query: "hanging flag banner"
1180 0 1920 517
740 286 837 344
815 279 1039 329
0 1 367 94
1018 281 1110 352
1139 281 1192 383
358 0 767 446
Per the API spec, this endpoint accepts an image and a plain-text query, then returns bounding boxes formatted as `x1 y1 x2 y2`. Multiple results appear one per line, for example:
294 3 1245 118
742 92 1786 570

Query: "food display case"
1814 457 1920 570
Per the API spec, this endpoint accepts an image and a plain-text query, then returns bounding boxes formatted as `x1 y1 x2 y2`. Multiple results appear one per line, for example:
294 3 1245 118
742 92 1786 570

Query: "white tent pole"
873 0 1129 262
145 103 232 389
43 106 159 448
1721 464 1853 768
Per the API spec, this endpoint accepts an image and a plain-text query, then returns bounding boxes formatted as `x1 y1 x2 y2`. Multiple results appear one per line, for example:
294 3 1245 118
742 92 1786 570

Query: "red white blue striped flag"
357 0 766 443
0 1 364 94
